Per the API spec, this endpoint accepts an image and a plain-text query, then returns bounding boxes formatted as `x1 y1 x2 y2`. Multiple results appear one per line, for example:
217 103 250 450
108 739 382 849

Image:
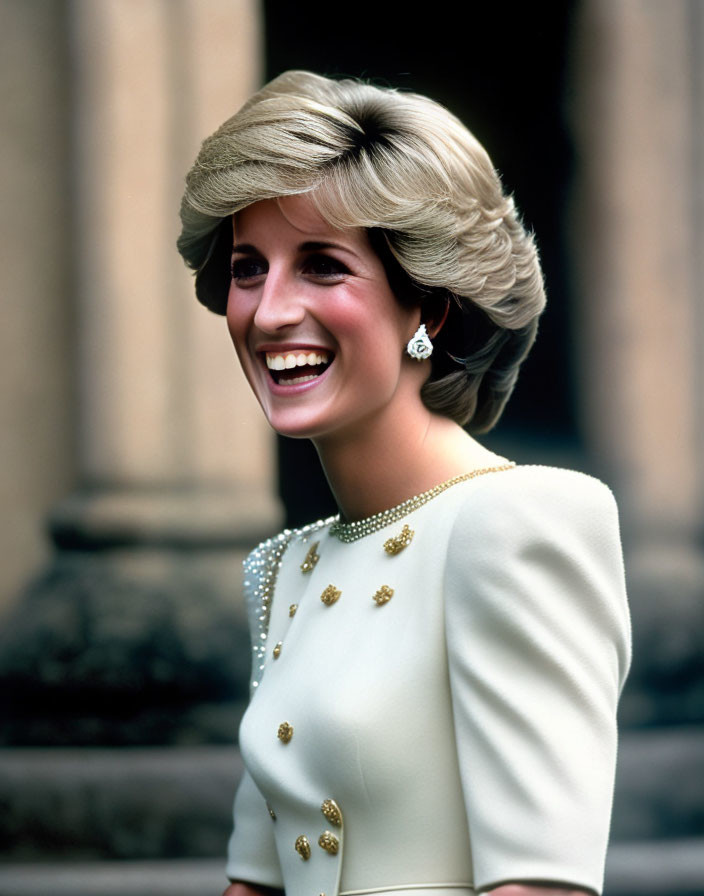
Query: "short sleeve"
225 766 284 887
444 468 631 895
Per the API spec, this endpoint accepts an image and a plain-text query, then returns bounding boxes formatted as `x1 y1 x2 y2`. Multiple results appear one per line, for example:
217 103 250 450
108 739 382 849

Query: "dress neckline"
328 462 516 543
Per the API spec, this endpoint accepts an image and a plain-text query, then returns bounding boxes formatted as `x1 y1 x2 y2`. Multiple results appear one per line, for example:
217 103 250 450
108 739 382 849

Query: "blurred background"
0 1 702 894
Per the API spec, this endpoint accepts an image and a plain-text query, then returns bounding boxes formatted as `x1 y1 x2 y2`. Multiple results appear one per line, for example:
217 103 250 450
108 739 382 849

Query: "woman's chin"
263 408 330 441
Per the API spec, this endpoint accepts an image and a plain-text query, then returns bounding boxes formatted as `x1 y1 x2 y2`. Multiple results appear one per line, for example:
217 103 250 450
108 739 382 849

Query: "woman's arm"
488 888 590 896
222 883 284 896
222 882 589 896
445 468 630 894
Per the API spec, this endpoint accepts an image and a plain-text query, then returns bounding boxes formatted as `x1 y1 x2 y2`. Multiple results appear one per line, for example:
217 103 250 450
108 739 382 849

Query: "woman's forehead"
233 195 371 253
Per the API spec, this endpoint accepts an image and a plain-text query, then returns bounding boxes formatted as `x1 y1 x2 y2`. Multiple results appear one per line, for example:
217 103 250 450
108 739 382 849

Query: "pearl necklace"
329 462 516 543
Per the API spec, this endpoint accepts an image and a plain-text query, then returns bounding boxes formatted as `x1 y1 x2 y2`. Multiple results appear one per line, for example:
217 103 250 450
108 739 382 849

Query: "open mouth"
264 350 333 386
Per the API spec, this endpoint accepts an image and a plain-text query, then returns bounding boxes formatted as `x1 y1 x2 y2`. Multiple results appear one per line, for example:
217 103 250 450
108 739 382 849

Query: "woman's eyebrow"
231 242 262 256
299 240 360 259
232 240 361 259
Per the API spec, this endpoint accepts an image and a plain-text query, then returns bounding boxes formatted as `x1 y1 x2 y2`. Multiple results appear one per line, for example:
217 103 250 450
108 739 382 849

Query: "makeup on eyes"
230 245 353 285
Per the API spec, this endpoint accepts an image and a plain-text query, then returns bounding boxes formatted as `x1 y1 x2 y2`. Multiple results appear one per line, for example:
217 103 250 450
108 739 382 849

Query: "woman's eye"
231 257 266 283
304 254 350 280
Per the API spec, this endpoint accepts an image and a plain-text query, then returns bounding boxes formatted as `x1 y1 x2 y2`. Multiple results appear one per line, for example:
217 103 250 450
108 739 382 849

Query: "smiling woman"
178 70 544 434
225 195 429 442
176 71 630 896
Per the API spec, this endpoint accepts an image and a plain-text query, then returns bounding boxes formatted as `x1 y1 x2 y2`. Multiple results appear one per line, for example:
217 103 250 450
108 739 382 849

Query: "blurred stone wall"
0 1 76 615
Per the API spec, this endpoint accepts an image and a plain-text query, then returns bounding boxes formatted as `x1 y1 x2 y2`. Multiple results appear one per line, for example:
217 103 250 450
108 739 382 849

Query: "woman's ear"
424 295 451 339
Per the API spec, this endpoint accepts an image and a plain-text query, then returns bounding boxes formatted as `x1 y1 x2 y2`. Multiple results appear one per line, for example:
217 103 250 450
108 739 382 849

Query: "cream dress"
225 464 631 896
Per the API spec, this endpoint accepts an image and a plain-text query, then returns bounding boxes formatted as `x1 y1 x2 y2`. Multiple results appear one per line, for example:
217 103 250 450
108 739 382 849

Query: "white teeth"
265 351 330 370
278 373 318 385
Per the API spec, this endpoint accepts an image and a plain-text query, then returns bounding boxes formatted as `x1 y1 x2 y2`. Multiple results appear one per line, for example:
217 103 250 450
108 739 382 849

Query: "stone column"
571 0 704 728
51 0 278 551
0 1 75 614
571 0 703 540
71 0 275 507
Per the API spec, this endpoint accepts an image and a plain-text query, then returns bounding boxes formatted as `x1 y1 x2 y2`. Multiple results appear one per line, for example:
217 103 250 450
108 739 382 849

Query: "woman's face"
226 195 423 442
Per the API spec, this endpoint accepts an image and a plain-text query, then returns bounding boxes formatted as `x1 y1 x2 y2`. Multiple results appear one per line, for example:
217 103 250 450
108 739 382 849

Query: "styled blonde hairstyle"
177 70 546 431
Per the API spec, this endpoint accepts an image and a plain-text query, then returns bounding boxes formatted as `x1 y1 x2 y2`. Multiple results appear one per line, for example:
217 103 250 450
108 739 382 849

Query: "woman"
177 71 630 896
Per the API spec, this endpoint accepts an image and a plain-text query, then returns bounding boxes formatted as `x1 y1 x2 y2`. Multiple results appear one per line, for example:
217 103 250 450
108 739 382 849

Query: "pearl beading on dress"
243 516 335 690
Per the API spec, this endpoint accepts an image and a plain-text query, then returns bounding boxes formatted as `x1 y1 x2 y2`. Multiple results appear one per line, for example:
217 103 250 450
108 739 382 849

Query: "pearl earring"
406 323 433 360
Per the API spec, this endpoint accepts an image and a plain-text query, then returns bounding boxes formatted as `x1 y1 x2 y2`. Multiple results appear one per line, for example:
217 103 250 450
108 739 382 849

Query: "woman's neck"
313 407 504 523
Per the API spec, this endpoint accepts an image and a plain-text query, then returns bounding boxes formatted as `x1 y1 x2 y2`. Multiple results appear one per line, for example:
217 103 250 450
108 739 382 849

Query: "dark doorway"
263 1 578 527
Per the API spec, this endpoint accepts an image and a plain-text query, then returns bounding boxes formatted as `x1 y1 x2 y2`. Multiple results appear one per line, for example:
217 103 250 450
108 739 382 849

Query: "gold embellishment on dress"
373 585 394 606
384 524 414 555
272 641 282 659
289 603 298 617
321 798 342 826
320 584 341 606
267 803 276 821
329 463 516 542
277 721 293 743
300 541 320 573
318 831 339 854
295 834 311 860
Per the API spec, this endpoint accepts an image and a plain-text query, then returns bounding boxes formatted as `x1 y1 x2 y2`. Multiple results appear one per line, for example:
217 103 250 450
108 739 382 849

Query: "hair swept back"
177 70 546 432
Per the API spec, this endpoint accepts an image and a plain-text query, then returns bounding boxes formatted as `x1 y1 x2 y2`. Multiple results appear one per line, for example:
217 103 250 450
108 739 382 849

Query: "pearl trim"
244 516 333 690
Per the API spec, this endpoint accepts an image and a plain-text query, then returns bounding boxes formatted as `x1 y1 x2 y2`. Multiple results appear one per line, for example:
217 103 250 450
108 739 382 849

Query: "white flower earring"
406 323 433 360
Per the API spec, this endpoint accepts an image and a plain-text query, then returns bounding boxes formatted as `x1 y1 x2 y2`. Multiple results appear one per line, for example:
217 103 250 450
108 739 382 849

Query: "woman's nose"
253 270 306 332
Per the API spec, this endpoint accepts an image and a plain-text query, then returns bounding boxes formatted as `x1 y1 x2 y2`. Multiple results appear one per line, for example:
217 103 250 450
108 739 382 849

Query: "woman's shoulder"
447 463 626 592
447 462 631 689
467 461 617 501
453 462 620 537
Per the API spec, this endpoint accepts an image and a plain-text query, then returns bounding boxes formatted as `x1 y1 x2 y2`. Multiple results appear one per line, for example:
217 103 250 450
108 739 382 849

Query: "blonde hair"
177 70 546 431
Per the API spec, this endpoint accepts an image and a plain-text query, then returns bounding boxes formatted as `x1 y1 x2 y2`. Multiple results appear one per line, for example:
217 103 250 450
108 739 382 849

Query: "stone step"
605 838 704 895
0 842 702 896
0 747 242 861
0 859 227 896
611 725 704 841
2 727 703 861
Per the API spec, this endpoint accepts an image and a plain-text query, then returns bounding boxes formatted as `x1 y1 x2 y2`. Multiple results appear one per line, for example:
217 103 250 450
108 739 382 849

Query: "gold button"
384 524 414 555
300 541 320 573
372 585 394 606
277 721 293 743
267 803 276 821
318 830 339 854
289 603 298 617
320 798 342 827
321 584 341 606
273 641 282 659
295 834 311 860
